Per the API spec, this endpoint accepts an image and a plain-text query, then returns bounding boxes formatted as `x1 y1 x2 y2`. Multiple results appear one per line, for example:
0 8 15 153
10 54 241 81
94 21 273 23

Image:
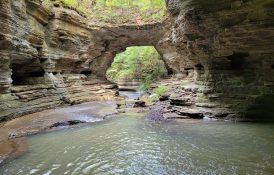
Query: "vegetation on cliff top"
106 46 167 91
43 0 166 24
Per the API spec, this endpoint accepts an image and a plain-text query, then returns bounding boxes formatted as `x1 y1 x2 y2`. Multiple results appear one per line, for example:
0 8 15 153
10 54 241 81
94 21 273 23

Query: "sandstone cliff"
155 0 274 121
0 0 274 121
0 0 163 120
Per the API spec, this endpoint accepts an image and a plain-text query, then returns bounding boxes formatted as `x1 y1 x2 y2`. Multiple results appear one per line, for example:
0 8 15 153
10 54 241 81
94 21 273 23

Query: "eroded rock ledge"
0 0 164 120
0 0 274 121
158 0 274 121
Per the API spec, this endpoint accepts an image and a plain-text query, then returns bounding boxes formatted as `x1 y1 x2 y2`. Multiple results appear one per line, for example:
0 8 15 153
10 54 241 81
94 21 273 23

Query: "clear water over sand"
1 112 274 175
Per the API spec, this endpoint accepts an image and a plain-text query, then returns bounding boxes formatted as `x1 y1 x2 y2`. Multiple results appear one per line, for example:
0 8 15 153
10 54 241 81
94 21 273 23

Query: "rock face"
0 0 163 120
0 0 274 121
155 0 274 121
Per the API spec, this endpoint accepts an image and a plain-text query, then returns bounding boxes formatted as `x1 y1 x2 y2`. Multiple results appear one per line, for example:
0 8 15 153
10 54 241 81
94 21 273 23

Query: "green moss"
154 85 168 96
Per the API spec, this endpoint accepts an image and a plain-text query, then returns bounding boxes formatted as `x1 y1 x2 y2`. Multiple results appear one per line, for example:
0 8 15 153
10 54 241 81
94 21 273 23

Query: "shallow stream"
1 113 274 175
1 92 274 175
119 90 141 100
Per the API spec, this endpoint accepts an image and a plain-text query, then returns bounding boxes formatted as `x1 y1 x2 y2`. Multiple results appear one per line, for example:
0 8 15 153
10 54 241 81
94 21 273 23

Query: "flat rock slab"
0 101 118 164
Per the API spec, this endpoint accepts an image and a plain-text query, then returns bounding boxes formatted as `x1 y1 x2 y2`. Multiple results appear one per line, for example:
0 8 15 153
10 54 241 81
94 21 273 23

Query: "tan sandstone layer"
0 0 274 123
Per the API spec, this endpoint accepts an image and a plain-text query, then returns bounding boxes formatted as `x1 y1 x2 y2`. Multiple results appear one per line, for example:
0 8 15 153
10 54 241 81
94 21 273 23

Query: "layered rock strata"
0 0 164 120
153 0 274 121
0 0 274 121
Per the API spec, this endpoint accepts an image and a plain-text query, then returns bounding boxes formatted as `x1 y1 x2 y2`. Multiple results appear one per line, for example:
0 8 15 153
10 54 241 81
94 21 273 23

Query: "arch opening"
106 46 168 91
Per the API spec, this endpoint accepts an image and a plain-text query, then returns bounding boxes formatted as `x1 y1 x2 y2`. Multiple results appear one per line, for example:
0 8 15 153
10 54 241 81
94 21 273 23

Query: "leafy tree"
106 46 167 91
43 0 166 24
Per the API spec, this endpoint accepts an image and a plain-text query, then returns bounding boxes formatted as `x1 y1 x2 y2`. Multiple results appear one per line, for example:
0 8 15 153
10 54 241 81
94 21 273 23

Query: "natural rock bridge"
0 0 274 121
0 0 169 120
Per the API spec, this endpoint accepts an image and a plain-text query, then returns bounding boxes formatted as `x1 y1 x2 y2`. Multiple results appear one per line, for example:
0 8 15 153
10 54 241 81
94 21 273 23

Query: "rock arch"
0 0 170 120
1 0 274 121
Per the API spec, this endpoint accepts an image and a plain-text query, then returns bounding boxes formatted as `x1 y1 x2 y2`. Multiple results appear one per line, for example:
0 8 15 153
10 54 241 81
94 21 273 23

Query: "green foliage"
43 0 166 24
62 0 78 7
106 46 167 91
154 85 168 96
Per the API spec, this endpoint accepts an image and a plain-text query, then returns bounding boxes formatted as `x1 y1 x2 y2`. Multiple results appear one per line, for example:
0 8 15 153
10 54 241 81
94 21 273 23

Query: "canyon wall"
0 0 273 121
0 0 165 120
155 0 274 121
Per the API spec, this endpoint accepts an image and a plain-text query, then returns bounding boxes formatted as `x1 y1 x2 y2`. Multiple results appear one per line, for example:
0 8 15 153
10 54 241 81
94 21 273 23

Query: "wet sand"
0 138 27 164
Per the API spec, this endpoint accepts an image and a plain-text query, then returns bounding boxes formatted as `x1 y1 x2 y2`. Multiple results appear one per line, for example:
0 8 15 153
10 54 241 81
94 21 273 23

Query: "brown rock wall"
0 0 274 121
153 0 274 121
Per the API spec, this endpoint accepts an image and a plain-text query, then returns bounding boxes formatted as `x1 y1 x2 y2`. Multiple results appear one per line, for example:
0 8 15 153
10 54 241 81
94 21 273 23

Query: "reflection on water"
1 114 274 175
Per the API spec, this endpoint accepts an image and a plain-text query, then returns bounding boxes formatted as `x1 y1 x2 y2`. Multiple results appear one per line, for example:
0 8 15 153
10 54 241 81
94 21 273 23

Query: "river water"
0 91 274 175
119 90 141 100
1 114 274 175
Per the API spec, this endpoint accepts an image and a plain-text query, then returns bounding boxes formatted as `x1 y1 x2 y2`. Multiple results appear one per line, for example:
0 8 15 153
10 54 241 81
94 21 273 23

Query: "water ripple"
1 115 274 175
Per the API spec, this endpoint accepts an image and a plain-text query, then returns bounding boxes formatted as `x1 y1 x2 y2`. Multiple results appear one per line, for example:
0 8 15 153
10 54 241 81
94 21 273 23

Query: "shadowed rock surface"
48 120 86 129
153 0 274 121
0 0 163 120
0 0 274 121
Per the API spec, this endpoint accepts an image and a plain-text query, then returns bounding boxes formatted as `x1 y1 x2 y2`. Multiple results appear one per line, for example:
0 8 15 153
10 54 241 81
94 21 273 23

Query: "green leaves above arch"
43 0 166 24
